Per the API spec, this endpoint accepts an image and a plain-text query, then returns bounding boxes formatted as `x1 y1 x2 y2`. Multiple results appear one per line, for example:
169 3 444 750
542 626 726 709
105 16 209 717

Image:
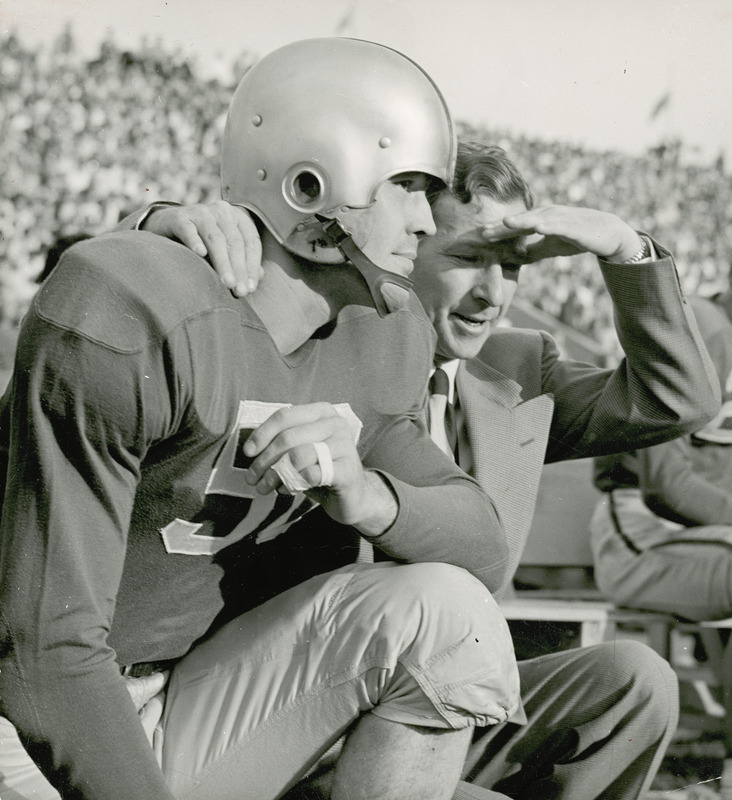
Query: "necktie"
428 367 457 459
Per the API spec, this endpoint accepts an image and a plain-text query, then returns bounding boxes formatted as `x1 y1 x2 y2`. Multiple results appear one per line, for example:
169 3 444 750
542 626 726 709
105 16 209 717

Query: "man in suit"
411 141 719 800
119 140 720 799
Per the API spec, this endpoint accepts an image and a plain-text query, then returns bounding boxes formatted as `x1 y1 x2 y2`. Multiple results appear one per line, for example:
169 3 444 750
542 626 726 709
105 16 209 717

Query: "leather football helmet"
220 37 456 314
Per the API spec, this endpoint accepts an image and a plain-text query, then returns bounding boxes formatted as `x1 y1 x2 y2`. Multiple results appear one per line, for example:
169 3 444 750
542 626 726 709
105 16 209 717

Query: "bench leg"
722 636 732 757
722 758 732 800
644 620 673 660
579 618 611 648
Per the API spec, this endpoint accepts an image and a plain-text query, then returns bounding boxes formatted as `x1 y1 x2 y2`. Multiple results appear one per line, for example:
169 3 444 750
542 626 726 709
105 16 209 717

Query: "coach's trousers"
289 638 677 800
463 639 678 799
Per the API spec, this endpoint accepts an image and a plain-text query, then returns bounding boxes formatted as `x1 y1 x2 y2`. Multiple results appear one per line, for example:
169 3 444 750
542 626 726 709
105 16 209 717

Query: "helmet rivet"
252 114 263 127
256 169 267 181
379 136 392 149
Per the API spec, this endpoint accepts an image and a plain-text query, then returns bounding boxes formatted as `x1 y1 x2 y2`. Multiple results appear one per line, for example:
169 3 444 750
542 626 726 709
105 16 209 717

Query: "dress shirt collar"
430 359 460 404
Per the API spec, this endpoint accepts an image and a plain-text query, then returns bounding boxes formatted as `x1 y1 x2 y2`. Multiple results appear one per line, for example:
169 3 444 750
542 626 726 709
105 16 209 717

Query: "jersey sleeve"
0 264 178 799
361 416 509 593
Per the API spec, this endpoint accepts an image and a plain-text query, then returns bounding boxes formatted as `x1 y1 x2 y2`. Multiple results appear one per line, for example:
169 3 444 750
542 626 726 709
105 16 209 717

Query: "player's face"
337 172 438 276
413 191 528 363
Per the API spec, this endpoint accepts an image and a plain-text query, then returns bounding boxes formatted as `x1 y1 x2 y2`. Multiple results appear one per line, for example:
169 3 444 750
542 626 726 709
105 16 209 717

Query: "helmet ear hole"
293 171 321 202
284 164 329 213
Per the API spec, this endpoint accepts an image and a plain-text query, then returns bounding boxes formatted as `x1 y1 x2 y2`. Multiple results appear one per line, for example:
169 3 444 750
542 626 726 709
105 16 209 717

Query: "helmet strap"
318 218 413 317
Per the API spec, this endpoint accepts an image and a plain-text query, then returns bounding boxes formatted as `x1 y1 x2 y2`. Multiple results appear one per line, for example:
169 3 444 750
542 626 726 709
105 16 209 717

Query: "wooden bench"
500 592 675 649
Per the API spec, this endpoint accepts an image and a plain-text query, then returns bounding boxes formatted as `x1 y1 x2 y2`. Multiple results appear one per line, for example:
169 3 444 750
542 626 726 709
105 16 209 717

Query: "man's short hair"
450 141 534 210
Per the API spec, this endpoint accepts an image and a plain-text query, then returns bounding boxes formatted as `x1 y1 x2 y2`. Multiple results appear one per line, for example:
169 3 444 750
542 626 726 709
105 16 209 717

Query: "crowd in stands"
2 29 732 362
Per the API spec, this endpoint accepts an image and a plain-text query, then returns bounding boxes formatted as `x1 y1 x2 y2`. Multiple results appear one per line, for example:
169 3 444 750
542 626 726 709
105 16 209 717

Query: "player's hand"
142 201 263 295
242 403 397 534
481 205 645 264
125 671 168 712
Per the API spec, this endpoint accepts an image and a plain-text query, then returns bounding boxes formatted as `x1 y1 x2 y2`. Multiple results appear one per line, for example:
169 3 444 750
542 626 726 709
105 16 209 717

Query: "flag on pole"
650 92 671 121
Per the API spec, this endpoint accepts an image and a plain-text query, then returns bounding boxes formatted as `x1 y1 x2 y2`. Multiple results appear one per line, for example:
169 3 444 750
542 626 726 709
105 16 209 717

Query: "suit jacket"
457 243 720 598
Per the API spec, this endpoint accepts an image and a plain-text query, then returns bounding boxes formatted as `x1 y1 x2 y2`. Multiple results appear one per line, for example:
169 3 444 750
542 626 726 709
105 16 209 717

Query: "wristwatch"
622 236 651 264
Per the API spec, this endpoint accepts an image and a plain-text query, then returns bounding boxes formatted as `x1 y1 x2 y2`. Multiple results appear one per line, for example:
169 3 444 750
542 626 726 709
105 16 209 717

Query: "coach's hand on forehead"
480 205 645 265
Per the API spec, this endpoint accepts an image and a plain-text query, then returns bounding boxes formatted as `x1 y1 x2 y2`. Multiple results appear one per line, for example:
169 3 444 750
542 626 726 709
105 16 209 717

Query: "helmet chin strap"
318 218 413 317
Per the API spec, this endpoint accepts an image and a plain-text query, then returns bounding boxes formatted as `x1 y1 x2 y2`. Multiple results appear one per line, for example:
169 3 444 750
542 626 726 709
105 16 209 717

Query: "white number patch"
161 401 315 556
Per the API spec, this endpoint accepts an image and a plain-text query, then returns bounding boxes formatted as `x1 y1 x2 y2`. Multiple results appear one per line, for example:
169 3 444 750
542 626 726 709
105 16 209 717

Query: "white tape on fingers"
273 452 311 493
313 441 334 487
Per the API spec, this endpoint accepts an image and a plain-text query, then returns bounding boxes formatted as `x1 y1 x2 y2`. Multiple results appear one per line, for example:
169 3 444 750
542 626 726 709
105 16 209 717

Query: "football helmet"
221 37 456 314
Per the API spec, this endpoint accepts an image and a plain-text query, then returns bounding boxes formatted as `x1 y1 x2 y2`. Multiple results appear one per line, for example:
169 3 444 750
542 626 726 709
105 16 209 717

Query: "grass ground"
650 729 725 797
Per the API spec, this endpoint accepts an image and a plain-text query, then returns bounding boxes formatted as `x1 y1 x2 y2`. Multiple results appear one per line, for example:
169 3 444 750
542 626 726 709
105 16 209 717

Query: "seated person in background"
0 39 520 800
591 294 732 621
136 141 721 800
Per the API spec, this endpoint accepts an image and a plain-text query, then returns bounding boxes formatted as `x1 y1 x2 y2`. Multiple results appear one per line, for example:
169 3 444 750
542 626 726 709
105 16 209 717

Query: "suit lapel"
457 361 554 599
459 356 523 408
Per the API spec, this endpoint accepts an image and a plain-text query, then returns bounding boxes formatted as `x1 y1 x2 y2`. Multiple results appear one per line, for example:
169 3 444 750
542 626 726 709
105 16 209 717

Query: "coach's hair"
451 140 534 209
